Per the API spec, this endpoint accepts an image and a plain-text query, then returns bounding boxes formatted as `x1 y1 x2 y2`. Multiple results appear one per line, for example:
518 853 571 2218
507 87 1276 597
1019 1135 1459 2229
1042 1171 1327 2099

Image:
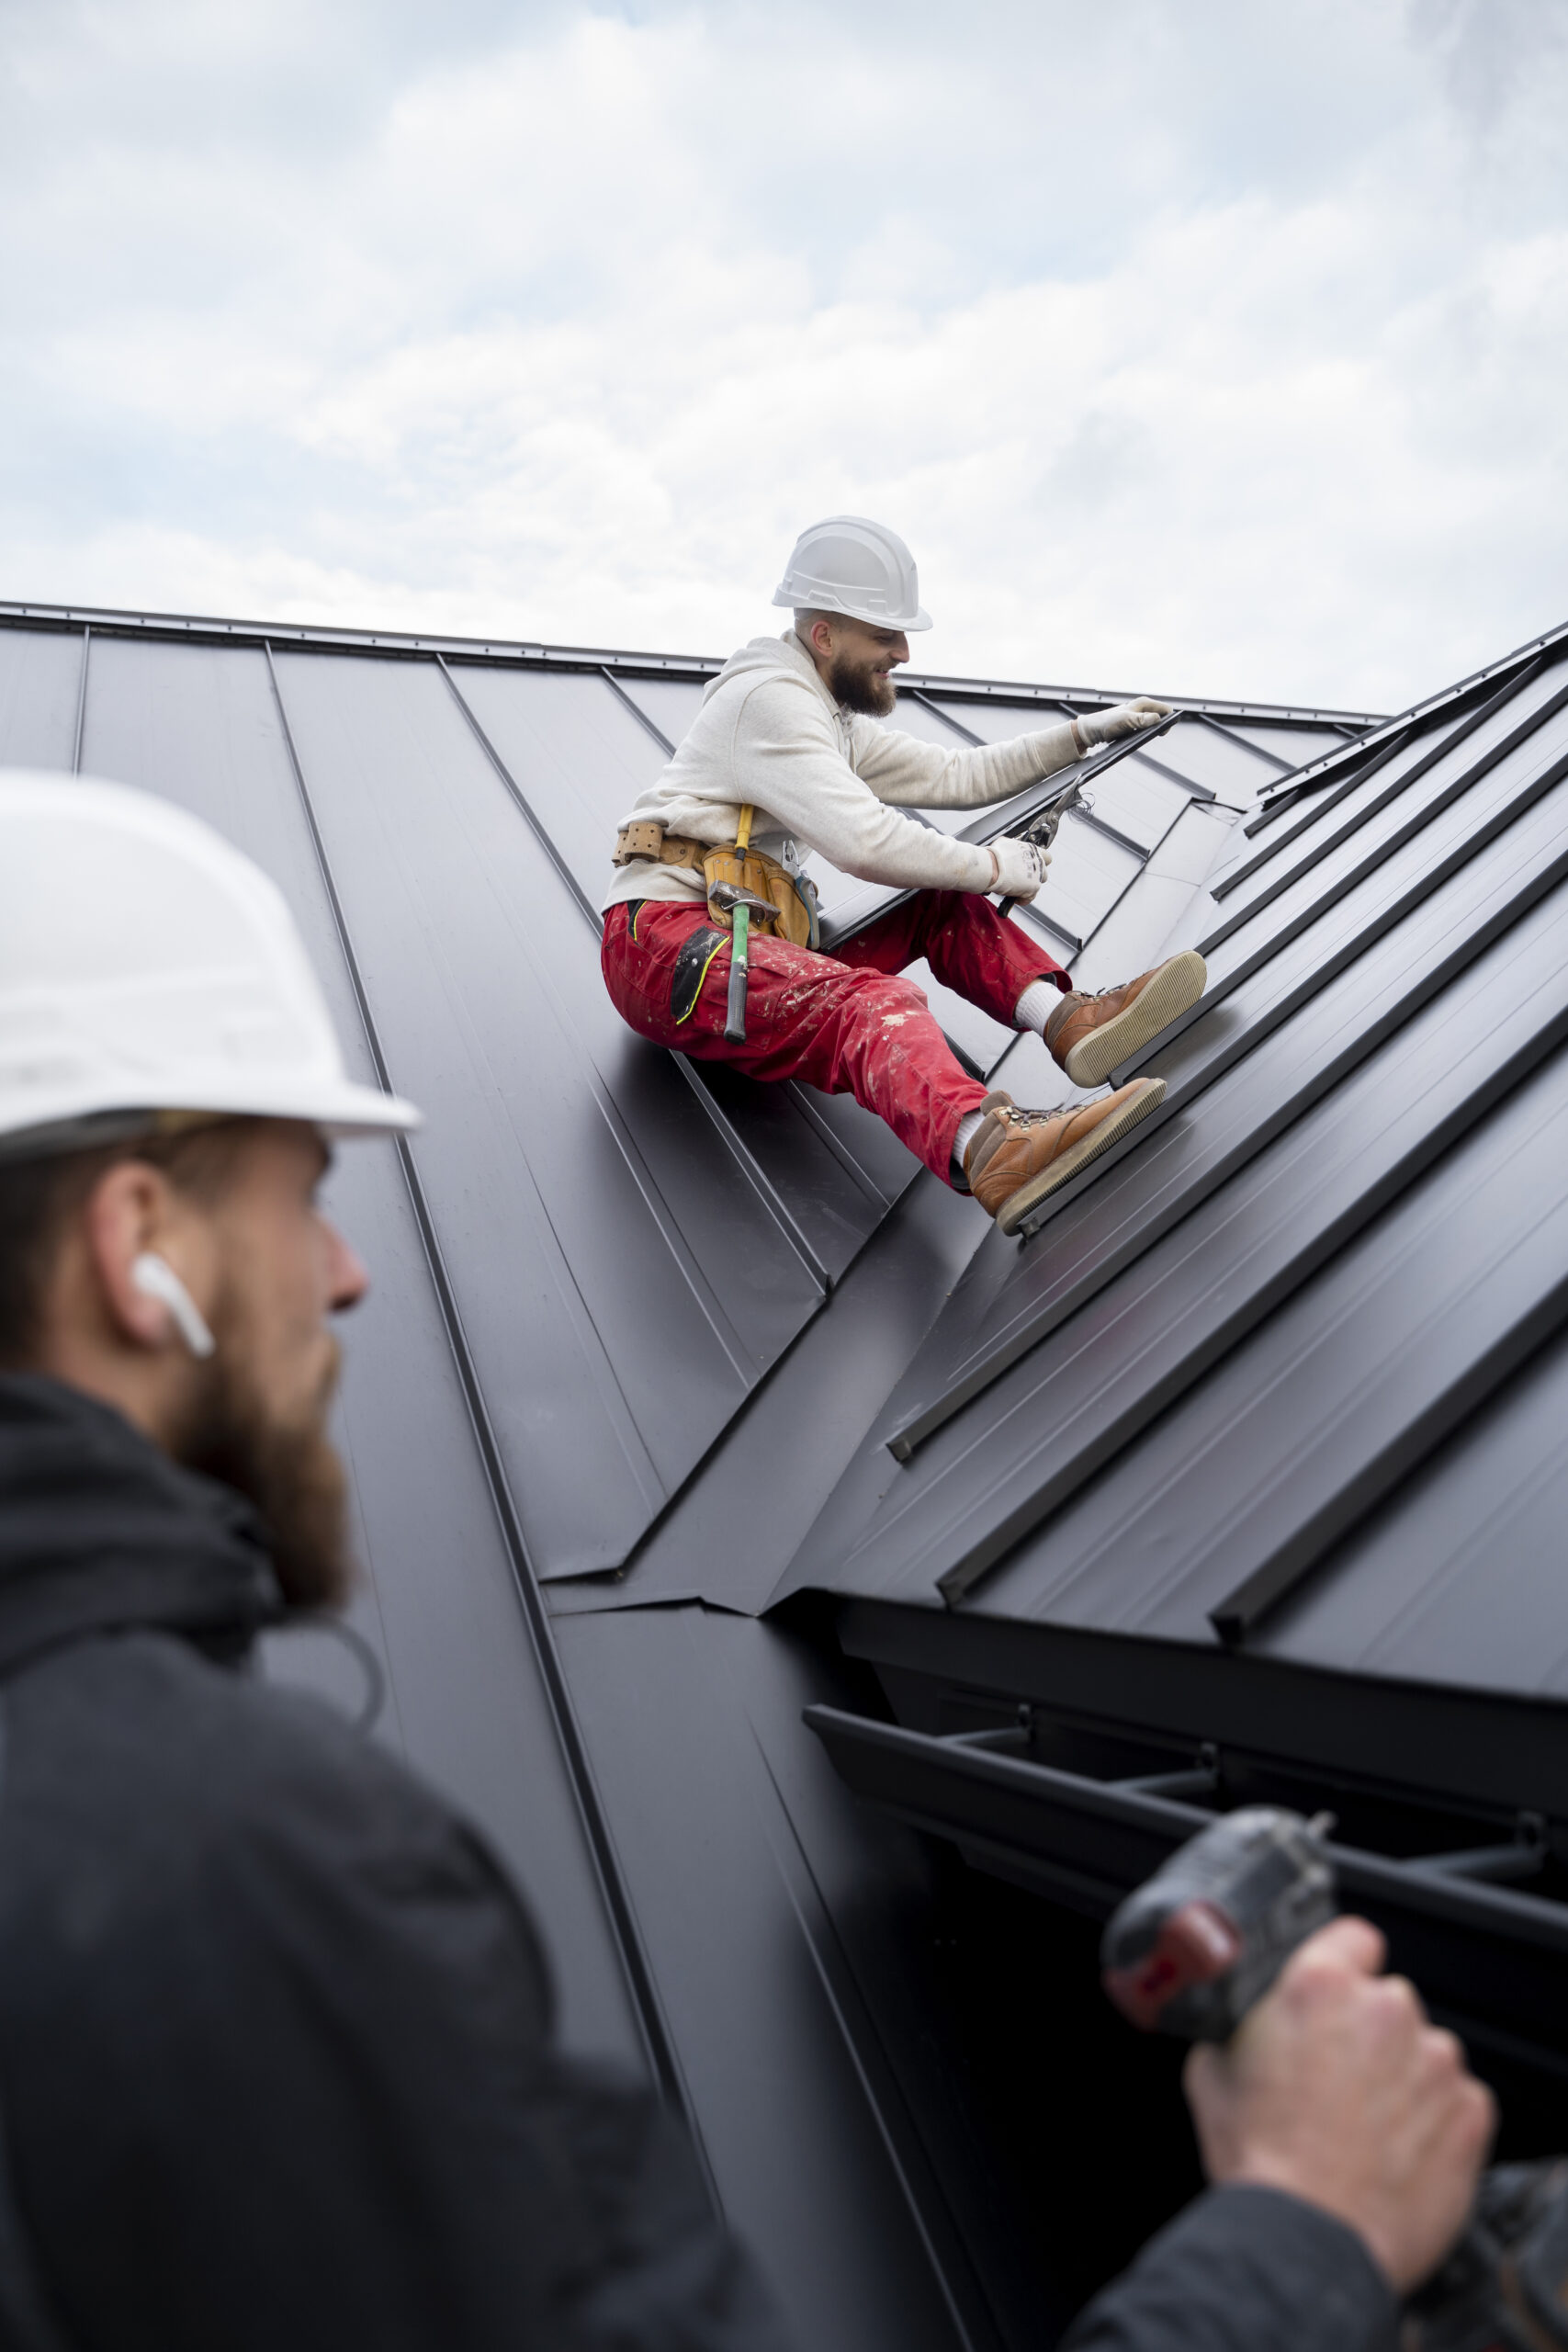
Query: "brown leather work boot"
1043 950 1207 1089
963 1080 1167 1235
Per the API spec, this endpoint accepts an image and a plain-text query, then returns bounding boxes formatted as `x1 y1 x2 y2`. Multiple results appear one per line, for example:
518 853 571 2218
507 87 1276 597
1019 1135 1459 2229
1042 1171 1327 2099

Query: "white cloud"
2 0 1566 708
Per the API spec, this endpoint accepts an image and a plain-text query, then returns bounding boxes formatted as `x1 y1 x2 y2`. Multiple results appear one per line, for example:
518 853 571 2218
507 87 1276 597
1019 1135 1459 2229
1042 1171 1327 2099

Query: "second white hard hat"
0 770 421 1159
772 515 932 632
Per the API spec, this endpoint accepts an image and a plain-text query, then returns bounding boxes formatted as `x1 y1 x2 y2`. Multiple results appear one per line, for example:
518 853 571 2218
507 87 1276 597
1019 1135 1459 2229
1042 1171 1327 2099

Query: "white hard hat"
772 515 932 632
0 771 421 1159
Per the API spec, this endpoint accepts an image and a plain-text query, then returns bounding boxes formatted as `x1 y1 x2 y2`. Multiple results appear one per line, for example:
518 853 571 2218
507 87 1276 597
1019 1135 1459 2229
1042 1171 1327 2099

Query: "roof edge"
0 598 1387 729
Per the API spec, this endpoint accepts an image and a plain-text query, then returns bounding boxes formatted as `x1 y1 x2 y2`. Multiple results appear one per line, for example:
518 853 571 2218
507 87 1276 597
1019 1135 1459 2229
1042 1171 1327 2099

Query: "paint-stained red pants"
601 889 1069 1182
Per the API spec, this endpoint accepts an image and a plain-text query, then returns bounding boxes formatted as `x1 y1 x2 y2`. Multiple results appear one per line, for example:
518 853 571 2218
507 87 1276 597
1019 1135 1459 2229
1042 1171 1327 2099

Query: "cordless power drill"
1100 1808 1568 2350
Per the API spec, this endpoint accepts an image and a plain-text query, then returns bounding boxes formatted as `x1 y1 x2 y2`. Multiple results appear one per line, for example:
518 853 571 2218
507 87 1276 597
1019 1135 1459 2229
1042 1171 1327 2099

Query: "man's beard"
828 650 897 718
175 1311 352 1611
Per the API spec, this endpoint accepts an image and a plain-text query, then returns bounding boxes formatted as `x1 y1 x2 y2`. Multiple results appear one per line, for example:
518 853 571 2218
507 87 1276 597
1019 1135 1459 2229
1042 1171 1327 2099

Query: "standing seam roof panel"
1206 660 1568 941
65 631 653 2064
0 628 83 769
799 890 1568 1611
966 1040 1568 1648
865 780 1568 1459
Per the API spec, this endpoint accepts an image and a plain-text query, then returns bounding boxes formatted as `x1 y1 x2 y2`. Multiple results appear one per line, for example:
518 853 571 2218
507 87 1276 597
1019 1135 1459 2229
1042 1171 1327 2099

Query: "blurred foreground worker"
0 773 782 2351
601 517 1209 1233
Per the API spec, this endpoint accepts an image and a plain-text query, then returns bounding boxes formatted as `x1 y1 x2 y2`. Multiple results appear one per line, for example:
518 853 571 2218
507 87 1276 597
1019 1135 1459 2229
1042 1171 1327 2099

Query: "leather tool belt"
613 820 820 951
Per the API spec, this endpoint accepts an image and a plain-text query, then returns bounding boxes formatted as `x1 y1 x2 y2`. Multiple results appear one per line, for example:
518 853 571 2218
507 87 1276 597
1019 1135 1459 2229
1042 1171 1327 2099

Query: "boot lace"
999 1102 1073 1133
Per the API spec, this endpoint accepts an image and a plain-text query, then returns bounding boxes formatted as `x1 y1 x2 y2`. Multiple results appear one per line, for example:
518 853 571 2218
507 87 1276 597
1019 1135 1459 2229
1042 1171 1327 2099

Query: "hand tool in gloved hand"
996 772 1088 921
1100 1809 1568 2349
995 705 1186 920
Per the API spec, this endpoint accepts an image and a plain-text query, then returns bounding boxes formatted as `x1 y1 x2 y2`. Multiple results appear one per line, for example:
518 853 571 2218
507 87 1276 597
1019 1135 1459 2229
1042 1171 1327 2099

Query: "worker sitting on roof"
601 516 1208 1235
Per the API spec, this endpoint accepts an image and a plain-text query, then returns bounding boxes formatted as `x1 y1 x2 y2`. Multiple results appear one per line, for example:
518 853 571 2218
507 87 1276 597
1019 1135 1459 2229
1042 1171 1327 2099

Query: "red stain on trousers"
601 889 1070 1182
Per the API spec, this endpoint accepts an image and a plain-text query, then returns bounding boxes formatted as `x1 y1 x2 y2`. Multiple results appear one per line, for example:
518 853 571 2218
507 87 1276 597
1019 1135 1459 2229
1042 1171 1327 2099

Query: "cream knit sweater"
602 629 1079 912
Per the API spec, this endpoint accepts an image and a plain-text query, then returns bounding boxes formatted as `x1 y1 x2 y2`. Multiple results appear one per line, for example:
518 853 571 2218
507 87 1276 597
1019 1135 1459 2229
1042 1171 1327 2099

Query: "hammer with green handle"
709 881 779 1045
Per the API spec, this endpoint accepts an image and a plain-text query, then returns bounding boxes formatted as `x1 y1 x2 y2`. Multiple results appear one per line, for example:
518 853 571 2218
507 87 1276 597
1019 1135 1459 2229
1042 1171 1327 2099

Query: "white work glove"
1077 697 1172 747
987 835 1050 902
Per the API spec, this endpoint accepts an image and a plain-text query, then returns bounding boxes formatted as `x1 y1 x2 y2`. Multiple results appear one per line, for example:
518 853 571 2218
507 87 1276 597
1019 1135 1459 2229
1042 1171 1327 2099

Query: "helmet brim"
0 1077 423 1163
773 587 932 632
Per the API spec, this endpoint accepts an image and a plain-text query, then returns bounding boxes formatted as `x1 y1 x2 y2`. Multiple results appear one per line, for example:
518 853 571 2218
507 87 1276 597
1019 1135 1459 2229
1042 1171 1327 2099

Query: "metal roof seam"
1181 708 1295 776
1104 740 1568 1121
1237 724 1411 845
669 1057 833 1297
1111 746 1217 803
774 1082 902 1210
905 689 986 745
576 1081 771 1390
1051 798 1195 967
1224 652 1558 898
1247 622 1568 812
1184 710 1568 1024
69 626 89 775
1207 1260 1568 1646
599 665 678 757
435 655 602 927
1068 805 1153 860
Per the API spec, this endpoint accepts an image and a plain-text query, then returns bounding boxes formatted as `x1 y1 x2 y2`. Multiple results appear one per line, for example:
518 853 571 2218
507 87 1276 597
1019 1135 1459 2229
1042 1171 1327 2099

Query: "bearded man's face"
817 617 909 718
171 1125 366 1610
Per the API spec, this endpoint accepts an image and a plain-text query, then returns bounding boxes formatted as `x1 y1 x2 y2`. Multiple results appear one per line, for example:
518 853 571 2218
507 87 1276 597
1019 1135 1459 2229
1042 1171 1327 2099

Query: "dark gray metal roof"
29 586 1568 2339
775 621 1568 1830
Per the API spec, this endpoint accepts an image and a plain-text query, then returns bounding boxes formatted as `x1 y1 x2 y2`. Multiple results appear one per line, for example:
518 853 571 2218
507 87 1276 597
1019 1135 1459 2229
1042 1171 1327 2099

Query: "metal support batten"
70 627 89 775
805 1707 1568 1997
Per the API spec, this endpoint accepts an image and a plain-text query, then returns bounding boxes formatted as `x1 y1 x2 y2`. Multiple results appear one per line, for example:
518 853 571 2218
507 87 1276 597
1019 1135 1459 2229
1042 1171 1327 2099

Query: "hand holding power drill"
1185 1914 1492 2295
1101 1810 1568 2344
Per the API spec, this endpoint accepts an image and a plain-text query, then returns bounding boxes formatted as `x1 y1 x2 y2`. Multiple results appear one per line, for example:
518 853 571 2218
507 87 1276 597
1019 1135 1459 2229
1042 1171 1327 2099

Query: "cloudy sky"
3 0 1565 709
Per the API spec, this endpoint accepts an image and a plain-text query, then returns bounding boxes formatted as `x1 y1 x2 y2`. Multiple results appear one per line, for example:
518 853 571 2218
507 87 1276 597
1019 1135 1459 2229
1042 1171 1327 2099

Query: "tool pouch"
613 819 667 867
670 926 728 1026
701 844 818 950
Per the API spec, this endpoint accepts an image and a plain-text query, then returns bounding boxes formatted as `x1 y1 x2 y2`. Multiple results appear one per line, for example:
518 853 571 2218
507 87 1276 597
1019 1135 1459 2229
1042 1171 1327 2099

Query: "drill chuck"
1100 1806 1337 2043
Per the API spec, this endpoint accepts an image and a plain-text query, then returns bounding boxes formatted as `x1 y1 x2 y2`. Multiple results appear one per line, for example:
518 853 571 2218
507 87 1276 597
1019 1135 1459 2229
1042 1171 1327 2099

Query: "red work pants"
601 889 1069 1182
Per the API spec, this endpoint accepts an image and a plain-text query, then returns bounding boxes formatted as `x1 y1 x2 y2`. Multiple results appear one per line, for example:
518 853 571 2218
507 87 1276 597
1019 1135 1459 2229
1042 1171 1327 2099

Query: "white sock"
1014 978 1064 1037
953 1109 987 1173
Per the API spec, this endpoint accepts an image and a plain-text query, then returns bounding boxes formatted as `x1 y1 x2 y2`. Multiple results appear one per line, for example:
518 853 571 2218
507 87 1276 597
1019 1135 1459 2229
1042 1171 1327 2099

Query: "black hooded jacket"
0 1375 783 2351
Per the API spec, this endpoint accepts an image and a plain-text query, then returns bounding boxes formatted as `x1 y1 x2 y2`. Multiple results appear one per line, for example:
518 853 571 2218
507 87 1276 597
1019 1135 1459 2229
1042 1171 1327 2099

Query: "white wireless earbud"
130 1252 216 1360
